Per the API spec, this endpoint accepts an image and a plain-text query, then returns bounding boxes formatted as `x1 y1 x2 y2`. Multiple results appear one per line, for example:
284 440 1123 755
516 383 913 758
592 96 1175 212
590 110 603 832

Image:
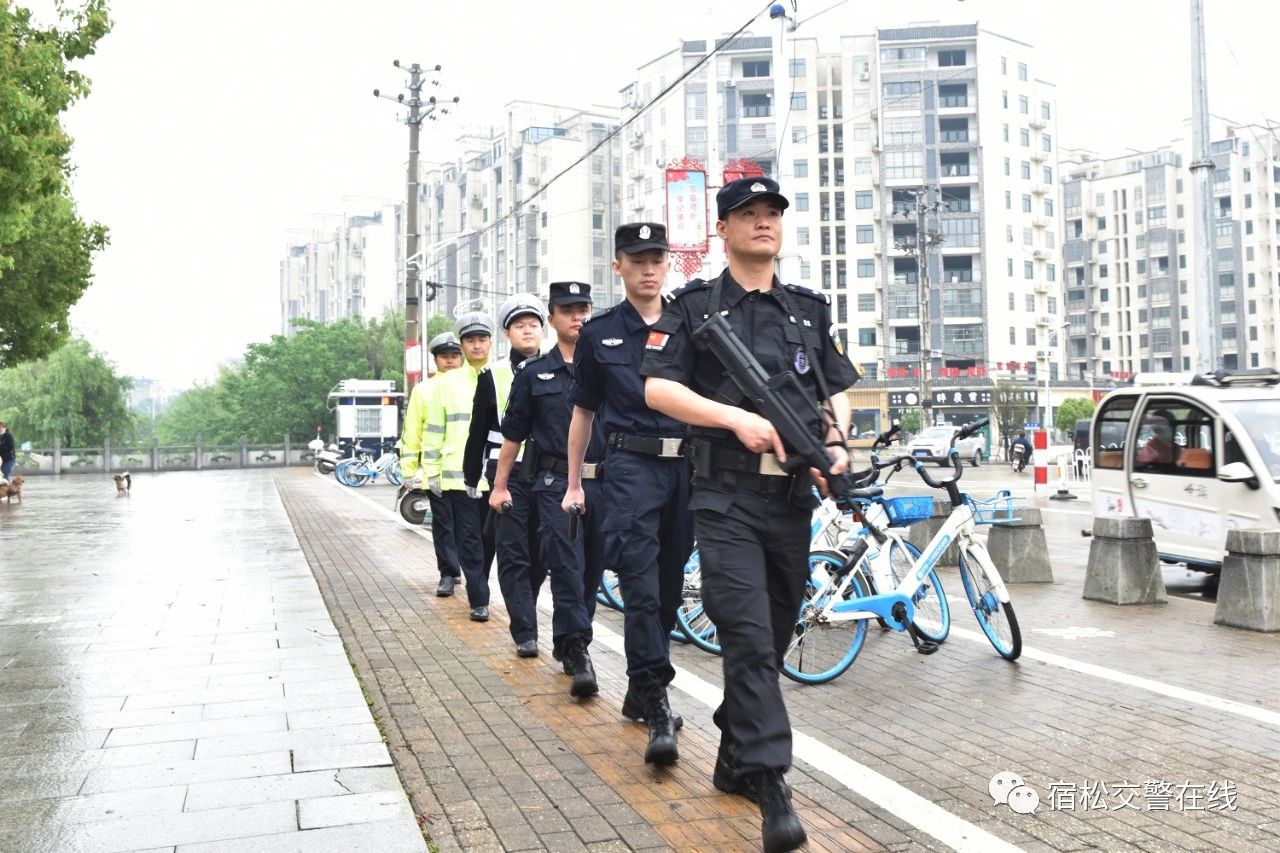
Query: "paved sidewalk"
0 472 425 852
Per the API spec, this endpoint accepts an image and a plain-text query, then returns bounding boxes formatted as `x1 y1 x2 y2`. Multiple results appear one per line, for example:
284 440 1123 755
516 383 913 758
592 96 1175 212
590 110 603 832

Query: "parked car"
905 425 987 467
1091 369 1280 571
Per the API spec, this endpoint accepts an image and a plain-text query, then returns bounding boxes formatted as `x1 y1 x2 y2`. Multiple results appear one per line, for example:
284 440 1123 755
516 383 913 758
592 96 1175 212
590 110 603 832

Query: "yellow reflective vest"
417 360 513 491
399 371 442 480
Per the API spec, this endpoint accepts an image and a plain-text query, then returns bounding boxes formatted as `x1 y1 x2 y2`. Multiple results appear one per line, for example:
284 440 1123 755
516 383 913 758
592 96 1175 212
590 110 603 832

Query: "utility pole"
1189 0 1219 373
894 187 944 426
374 63 458 394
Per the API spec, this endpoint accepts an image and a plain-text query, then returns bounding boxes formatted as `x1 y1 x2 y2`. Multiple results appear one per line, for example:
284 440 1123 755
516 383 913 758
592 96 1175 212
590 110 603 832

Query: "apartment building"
1060 125 1280 379
418 102 624 326
279 203 402 335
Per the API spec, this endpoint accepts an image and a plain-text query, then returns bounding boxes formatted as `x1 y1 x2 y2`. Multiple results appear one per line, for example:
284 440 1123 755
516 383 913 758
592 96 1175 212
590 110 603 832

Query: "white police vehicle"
1091 369 1280 570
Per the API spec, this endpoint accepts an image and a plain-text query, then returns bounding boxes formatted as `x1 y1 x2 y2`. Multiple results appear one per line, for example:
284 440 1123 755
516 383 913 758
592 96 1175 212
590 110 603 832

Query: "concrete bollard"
987 507 1054 583
907 499 961 566
1214 529 1280 632
1083 517 1167 605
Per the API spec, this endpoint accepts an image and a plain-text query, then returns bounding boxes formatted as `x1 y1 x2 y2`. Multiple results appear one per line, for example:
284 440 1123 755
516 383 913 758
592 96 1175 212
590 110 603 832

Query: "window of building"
1043 166 1053 184
857 294 876 312
856 225 874 243
792 125 806 143
796 193 809 212
854 190 873 209
1042 133 1052 153
883 150 923 180
1018 95 1029 114
1002 90 1008 109
1004 190 1012 210
794 159 808 178
796 227 810 246
1018 62 1028 81
742 60 770 78
1041 101 1051 120
789 58 806 77
742 93 772 117
1024 261 1034 279
1026 294 1036 312
939 117 968 143
1003 157 1011 176
1001 56 1008 75
852 123 871 141
1003 124 1010 142
938 83 967 108
790 92 807 110
883 116 922 146
1020 128 1030 147
937 49 966 67
854 156 872 175
1100 266 1109 280
858 328 877 346
1026 327 1036 345
857 259 875 277
1007 258 1015 276
1022 194 1033 213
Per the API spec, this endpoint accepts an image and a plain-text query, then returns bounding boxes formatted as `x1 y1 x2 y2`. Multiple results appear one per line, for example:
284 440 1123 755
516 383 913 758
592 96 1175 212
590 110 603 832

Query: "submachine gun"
691 312 879 503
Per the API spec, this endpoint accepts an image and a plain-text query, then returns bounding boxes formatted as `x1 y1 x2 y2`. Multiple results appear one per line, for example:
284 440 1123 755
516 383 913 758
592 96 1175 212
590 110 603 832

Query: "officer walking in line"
423 312 508 622
564 223 693 766
401 332 466 596
494 281 606 697
642 177 859 853
483 293 550 658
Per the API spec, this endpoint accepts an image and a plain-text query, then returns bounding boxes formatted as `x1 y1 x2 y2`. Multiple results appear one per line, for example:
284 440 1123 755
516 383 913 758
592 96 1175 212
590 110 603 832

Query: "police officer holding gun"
642 178 860 853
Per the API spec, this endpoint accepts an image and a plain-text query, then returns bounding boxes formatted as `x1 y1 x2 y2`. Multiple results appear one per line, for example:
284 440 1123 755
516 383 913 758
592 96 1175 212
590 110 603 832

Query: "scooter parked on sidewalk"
308 434 342 475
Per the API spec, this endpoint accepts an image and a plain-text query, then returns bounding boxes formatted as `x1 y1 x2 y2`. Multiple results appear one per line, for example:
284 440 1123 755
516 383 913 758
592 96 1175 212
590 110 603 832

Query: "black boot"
565 640 598 698
622 684 684 730
642 686 678 765
713 741 790 804
754 769 806 853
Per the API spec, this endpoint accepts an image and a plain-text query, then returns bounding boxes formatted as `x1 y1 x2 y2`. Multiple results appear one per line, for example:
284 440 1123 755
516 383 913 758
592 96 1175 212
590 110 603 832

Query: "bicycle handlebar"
870 424 901 450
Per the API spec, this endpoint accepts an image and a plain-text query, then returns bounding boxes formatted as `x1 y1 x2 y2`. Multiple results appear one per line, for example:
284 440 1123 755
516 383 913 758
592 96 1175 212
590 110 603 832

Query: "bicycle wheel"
958 546 1022 661
885 539 951 643
782 552 870 685
676 555 721 654
335 460 366 487
597 569 624 610
386 462 403 486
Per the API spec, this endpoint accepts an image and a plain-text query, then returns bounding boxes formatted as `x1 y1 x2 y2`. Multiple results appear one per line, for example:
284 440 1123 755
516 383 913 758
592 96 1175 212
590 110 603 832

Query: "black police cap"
717 176 790 220
614 222 668 255
548 281 592 306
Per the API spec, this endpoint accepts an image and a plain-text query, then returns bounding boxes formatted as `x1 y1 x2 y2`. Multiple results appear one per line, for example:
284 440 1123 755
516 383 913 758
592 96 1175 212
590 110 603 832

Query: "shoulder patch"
785 283 829 304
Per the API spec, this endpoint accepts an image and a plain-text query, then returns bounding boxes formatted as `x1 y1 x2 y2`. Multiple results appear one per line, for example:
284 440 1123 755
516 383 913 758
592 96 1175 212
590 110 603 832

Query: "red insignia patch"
645 331 669 351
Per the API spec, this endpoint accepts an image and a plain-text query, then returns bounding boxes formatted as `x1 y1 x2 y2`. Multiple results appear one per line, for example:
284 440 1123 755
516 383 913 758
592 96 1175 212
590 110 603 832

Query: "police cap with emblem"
615 222 668 254
456 311 494 339
498 292 548 329
428 332 461 356
548 281 592 307
716 176 790 220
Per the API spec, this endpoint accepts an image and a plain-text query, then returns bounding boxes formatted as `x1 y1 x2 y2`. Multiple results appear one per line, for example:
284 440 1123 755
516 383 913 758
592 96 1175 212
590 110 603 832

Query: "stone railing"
10 436 315 476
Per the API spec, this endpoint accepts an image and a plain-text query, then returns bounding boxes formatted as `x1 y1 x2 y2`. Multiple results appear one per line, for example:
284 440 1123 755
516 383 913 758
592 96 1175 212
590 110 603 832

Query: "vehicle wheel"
970 449 983 468
886 539 950 643
399 488 431 525
676 554 721 654
782 552 870 685
387 463 404 487
958 547 1022 661
316 460 336 475
597 570 624 610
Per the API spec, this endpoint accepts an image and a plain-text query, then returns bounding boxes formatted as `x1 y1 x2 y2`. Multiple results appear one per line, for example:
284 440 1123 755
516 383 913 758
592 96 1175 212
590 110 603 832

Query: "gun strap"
702 273 745 407
773 282 834 409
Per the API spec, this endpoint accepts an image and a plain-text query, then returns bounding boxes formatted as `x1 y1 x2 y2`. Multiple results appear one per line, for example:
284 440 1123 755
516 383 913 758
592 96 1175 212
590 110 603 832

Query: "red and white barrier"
1032 429 1049 490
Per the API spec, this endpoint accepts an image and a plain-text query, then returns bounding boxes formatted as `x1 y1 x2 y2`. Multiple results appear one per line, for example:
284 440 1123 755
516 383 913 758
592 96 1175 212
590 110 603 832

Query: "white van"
1091 369 1280 570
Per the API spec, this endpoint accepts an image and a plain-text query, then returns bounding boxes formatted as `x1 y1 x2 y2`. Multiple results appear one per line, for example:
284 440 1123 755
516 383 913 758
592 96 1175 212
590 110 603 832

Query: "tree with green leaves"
993 380 1032 458
426 313 453 339
0 336 133 446
0 1 112 367
1054 396 1096 434
898 407 923 437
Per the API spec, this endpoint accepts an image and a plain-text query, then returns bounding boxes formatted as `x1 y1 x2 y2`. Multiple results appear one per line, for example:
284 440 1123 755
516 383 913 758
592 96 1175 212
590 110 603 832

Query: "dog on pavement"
1 475 24 503
113 472 132 495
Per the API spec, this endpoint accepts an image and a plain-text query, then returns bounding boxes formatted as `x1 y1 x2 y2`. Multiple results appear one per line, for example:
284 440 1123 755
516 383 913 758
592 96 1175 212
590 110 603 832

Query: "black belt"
539 456 602 479
607 433 685 458
688 438 789 476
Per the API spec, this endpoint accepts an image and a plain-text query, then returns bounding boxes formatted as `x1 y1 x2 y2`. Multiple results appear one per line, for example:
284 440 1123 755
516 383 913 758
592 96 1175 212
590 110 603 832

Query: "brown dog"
1 476 24 503
113 472 132 495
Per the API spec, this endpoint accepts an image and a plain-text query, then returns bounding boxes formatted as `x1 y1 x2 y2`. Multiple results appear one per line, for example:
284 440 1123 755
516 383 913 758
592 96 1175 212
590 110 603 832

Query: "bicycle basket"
965 490 1020 525
879 495 935 527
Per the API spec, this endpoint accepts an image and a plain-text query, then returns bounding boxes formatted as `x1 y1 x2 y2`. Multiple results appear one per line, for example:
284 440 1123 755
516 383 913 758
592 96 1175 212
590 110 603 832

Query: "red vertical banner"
664 157 709 280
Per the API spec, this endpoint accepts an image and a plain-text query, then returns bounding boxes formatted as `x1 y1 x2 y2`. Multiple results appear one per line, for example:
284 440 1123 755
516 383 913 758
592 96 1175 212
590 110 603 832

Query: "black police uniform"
501 282 608 681
570 228 694 707
488 350 547 648
640 203 860 788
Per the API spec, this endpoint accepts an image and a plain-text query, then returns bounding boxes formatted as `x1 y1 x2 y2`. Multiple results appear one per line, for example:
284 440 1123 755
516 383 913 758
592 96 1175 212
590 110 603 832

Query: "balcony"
1030 149 1047 163
1029 115 1047 131
1032 184 1048 196
1032 217 1049 229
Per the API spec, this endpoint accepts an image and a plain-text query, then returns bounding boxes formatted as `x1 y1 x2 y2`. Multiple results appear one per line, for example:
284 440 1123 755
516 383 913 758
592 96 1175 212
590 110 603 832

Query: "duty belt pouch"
516 443 539 483
787 473 820 511
687 439 713 481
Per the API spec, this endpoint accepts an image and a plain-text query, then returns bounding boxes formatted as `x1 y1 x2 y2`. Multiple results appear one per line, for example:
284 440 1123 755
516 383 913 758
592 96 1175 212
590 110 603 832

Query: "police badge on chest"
794 348 810 375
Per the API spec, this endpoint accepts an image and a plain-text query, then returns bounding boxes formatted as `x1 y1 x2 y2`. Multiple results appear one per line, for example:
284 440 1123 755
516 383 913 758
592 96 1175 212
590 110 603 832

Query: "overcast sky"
49 0 1279 387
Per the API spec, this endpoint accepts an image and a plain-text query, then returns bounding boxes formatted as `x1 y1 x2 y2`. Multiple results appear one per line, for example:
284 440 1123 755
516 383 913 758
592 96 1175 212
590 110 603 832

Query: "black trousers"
602 450 693 688
426 490 461 579
494 478 546 644
695 490 810 777
535 473 605 661
446 490 491 607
